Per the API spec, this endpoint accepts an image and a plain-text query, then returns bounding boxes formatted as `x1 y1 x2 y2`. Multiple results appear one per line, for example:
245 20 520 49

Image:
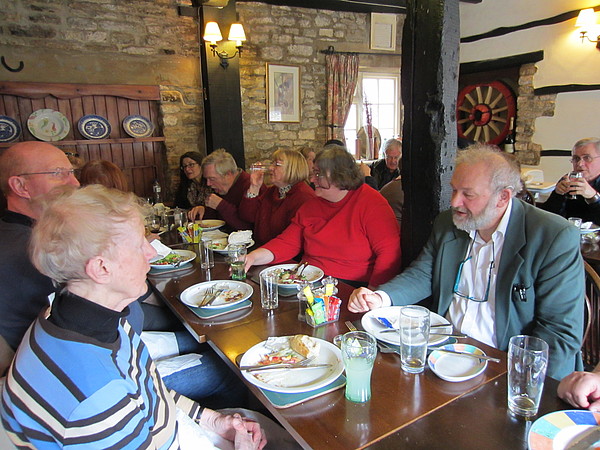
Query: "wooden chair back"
582 261 600 369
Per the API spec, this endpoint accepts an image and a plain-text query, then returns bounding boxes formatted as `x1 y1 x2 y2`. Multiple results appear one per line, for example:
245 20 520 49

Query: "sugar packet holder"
178 224 201 243
303 283 341 327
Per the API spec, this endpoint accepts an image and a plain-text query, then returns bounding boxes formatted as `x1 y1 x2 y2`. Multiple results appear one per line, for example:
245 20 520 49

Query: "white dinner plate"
259 264 325 287
179 280 253 309
149 249 196 269
239 337 343 393
428 344 487 382
528 410 600 450
211 239 255 255
361 306 452 347
195 219 226 231
27 109 70 141
581 223 600 234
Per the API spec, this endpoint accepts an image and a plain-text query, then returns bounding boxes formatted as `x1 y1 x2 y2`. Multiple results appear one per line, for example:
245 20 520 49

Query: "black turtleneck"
48 290 129 344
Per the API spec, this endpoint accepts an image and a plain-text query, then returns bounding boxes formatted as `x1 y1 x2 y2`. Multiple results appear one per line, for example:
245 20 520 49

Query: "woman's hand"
188 205 205 221
206 193 223 210
249 170 265 192
348 287 383 313
200 410 266 450
244 248 275 272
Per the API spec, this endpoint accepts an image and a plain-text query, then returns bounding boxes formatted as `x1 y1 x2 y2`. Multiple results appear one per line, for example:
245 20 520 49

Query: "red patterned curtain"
325 53 359 142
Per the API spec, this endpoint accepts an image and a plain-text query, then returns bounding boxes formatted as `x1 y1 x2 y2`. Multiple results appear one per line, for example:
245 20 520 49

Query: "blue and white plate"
78 115 111 139
0 116 21 143
123 115 154 138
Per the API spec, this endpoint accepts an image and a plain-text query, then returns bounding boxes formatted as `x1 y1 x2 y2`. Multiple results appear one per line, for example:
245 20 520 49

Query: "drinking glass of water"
400 306 430 374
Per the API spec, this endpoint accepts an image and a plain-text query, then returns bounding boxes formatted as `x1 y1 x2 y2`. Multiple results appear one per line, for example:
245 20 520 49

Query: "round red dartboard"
456 80 516 146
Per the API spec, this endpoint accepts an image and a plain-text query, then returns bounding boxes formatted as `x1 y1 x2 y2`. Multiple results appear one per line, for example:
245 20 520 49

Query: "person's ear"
85 256 111 285
7 175 32 199
497 188 512 207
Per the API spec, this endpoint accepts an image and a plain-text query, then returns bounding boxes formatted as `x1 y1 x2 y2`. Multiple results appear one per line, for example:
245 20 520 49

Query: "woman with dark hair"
239 149 315 246
174 151 212 209
245 145 401 288
79 160 129 191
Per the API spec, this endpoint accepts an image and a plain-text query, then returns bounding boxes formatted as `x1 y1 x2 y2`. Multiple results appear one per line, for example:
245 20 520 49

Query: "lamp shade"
203 22 223 43
576 8 597 29
228 23 246 46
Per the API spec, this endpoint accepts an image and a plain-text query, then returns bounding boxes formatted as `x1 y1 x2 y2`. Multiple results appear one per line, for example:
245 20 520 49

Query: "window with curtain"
344 71 401 158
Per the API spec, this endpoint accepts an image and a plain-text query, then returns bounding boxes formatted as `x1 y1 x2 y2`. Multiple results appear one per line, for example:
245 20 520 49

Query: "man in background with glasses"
541 137 600 224
0 141 79 373
349 144 583 380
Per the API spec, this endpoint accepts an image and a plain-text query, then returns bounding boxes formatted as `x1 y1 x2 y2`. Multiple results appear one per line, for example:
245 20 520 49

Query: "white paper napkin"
150 239 172 258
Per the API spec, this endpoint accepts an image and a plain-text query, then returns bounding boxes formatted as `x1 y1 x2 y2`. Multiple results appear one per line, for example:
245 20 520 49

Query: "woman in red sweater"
240 149 315 246
245 145 401 288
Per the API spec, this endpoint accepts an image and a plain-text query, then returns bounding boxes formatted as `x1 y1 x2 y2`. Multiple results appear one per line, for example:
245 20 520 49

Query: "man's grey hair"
573 137 600 154
201 148 238 176
456 143 522 197
382 138 402 156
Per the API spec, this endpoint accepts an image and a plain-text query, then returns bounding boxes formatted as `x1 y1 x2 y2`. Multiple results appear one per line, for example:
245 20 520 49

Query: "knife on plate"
433 349 500 363
240 363 332 372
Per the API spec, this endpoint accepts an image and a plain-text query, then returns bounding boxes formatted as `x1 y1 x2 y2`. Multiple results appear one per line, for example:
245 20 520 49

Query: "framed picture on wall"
267 64 301 123
370 13 397 51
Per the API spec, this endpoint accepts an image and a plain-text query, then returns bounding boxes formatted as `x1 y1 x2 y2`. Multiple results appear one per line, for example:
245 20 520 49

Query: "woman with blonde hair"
239 149 315 246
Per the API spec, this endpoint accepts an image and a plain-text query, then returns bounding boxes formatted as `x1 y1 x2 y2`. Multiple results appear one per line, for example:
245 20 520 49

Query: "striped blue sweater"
1 312 201 449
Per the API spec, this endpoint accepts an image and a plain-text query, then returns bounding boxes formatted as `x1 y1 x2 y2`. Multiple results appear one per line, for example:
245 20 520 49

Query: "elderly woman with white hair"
0 185 270 449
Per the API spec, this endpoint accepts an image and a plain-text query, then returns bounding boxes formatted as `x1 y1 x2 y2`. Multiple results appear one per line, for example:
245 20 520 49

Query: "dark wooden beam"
460 50 544 75
401 0 459 265
236 0 406 14
201 1 246 168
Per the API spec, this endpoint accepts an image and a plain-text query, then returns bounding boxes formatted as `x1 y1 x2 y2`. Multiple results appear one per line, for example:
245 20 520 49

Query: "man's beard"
452 194 500 232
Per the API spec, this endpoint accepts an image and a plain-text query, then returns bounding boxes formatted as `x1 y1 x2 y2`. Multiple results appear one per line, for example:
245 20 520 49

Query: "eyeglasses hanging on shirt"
453 236 496 303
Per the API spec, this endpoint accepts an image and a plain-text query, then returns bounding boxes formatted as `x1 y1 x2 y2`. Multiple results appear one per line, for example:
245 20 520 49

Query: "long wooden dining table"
148 240 571 449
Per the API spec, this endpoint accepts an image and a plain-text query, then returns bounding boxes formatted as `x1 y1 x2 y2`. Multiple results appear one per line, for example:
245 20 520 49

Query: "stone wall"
0 0 204 195
237 2 402 165
515 63 557 165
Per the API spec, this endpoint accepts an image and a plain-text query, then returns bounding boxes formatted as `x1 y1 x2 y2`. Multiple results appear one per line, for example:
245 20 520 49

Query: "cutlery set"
198 286 226 307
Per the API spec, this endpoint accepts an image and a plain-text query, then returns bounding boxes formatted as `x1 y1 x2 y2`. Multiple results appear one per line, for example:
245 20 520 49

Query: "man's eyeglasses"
452 239 495 303
270 161 284 167
18 168 76 180
181 162 198 170
571 155 600 164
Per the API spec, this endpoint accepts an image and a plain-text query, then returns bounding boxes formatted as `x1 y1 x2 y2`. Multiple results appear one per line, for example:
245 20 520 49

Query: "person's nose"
67 173 80 187
145 240 158 260
450 192 462 208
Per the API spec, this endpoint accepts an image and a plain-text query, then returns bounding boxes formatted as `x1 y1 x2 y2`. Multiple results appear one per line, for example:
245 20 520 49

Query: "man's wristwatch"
586 192 600 204
245 190 259 198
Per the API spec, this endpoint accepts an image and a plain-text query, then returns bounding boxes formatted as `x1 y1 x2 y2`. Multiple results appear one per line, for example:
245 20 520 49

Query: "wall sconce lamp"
576 8 600 50
203 21 246 68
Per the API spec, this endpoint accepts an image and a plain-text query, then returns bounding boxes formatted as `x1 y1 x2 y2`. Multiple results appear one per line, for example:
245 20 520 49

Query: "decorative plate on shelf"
123 115 154 138
27 109 70 142
78 115 111 139
0 116 21 143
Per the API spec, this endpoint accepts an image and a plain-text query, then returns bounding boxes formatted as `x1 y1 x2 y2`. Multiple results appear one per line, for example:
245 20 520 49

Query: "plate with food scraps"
428 344 487 382
239 335 343 393
27 109 70 142
210 237 255 255
528 410 600 450
580 222 600 234
149 249 196 269
260 264 325 287
180 280 253 309
361 306 452 347
195 219 226 231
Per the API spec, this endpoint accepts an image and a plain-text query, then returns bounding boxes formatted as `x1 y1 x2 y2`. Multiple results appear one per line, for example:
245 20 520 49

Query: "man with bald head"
0 141 79 359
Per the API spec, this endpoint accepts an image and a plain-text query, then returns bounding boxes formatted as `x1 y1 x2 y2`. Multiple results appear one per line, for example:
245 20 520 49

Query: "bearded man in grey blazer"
349 144 584 380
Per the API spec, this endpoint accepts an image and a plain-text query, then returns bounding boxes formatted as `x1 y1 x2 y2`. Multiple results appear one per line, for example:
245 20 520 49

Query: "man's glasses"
453 239 495 303
181 162 198 170
270 161 284 167
571 155 600 164
18 168 76 180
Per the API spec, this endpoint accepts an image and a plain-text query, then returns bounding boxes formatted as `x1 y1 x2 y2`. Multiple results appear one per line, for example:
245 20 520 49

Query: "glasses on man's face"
571 155 600 164
270 161 284 167
181 162 198 170
452 239 495 303
311 170 330 188
18 168 76 180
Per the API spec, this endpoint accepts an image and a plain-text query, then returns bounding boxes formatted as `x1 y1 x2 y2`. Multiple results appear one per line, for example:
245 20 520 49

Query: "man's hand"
206 193 223 210
557 371 600 411
555 173 597 199
359 163 371 177
348 287 383 313
188 205 205 221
